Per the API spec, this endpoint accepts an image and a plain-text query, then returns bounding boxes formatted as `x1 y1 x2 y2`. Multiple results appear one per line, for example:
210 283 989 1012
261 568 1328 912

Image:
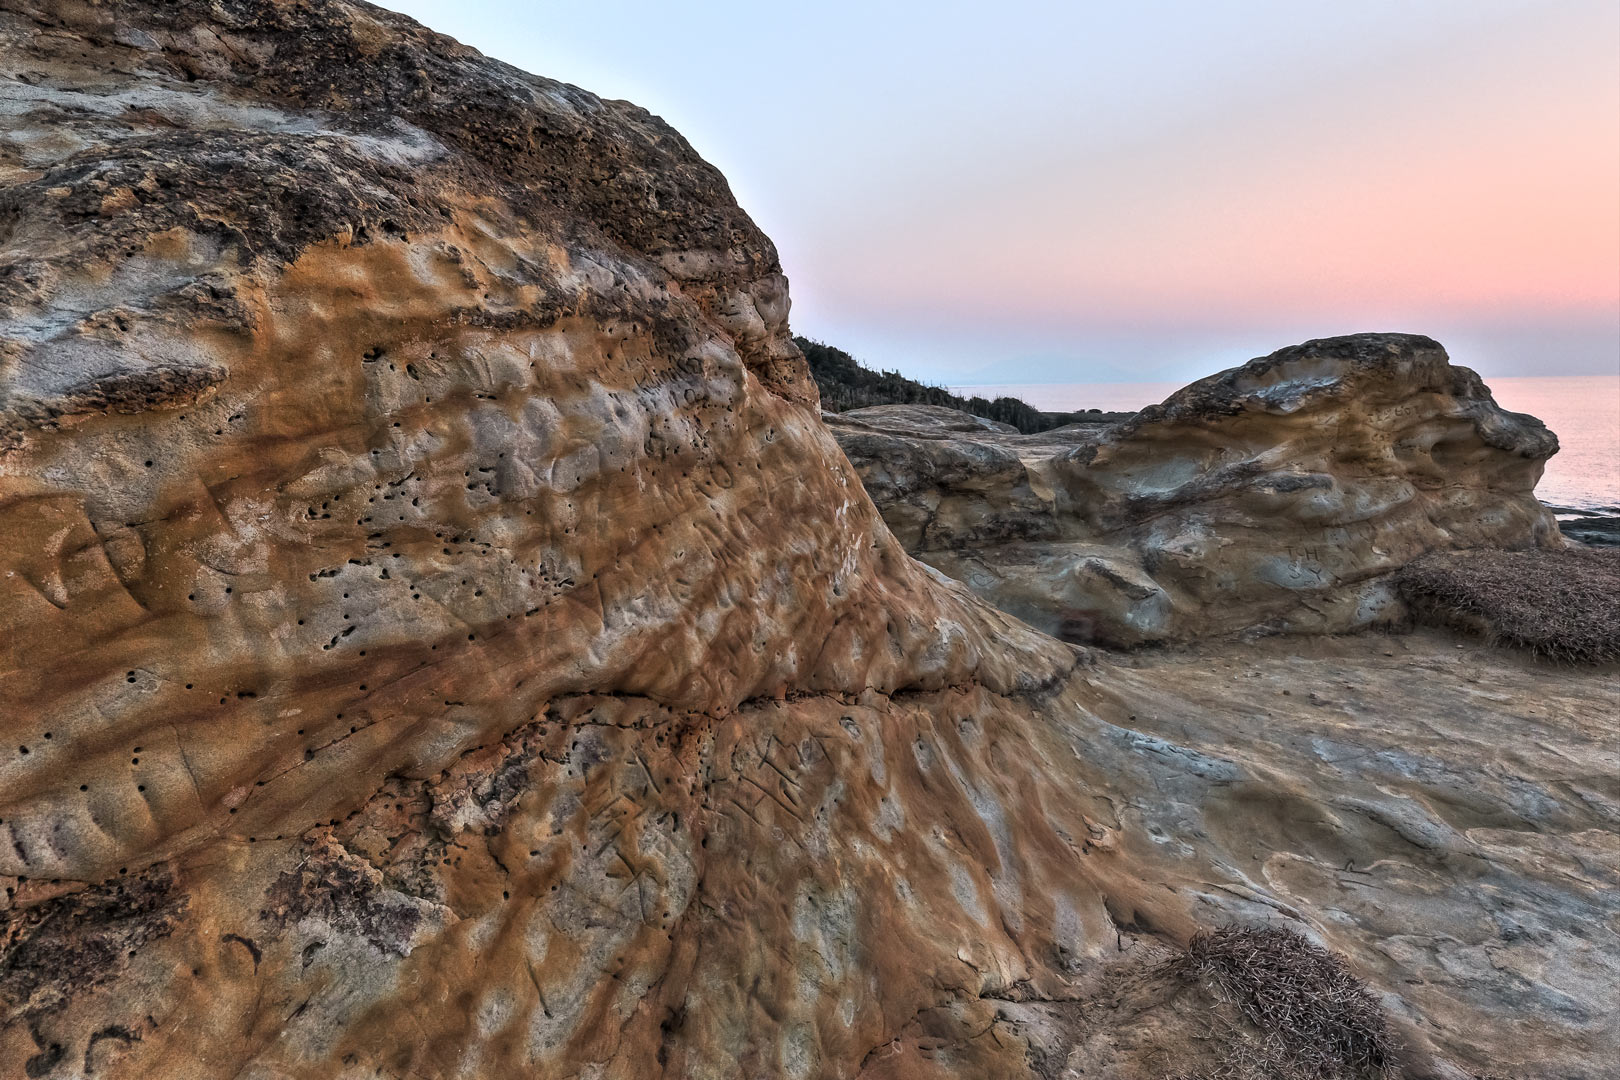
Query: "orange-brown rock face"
0 4 1612 1079
0 3 1133 1076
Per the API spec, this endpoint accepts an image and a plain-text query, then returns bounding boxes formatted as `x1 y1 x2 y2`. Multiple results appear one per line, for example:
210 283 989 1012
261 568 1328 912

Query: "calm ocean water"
951 374 1619 512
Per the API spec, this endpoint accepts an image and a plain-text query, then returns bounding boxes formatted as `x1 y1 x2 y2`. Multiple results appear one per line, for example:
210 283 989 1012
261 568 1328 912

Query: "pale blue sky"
380 1 1619 385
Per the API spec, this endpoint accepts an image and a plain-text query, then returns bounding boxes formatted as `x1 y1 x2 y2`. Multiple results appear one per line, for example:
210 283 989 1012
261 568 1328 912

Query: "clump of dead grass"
1395 547 1620 664
1164 925 1398 1080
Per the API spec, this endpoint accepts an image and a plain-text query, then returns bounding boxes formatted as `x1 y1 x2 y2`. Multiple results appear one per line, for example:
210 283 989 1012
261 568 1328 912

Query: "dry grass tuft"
1395 547 1620 664
1164 925 1398 1080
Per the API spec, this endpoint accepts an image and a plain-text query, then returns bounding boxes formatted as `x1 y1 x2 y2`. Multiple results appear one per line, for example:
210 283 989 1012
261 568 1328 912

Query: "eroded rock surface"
859 630 1620 1079
831 335 1562 646
0 4 1169 1075
0 3 1612 1079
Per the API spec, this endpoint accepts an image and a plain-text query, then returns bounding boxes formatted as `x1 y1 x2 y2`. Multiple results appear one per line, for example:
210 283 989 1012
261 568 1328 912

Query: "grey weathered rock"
831 334 1563 645
880 629 1620 1079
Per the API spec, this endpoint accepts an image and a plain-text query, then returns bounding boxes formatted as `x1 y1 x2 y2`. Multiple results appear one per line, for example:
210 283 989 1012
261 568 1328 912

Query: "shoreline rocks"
0 3 1611 1078
831 333 1563 646
1549 504 1620 547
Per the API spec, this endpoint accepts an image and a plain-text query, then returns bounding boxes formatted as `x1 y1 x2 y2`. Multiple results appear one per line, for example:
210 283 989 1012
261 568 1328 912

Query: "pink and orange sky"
384 0 1619 384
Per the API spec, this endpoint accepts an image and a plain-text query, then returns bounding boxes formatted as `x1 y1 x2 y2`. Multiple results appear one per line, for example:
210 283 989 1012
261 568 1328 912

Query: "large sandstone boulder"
831 335 1562 646
0 3 1611 1079
0 4 1174 1076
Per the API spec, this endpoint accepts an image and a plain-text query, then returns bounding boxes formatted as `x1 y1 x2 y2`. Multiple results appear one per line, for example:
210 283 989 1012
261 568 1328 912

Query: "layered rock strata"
0 4 1170 1075
831 335 1562 646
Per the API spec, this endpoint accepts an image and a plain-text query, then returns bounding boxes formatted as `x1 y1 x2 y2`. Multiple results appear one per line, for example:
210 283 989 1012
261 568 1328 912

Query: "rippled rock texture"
0 3 1611 1079
830 335 1562 646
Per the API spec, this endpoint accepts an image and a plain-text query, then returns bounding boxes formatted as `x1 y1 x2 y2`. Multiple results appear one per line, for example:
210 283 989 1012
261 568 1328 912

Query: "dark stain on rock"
220 932 262 970
59 364 229 416
261 843 423 957
24 1025 64 1078
0 865 186 1023
84 1023 141 1074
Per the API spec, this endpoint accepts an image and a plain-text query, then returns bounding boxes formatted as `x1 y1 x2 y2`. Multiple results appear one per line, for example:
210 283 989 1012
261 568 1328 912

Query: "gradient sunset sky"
383 0 1619 385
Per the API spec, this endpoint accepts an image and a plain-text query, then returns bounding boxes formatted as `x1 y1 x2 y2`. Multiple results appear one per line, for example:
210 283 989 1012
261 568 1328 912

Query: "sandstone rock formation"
0 3 1612 1079
830 335 1563 646
971 628 1620 1079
